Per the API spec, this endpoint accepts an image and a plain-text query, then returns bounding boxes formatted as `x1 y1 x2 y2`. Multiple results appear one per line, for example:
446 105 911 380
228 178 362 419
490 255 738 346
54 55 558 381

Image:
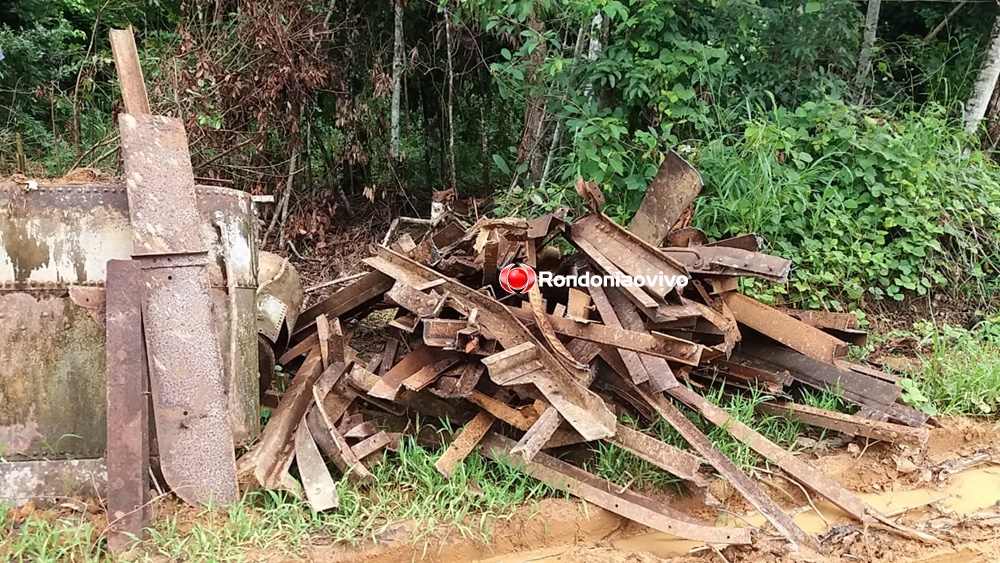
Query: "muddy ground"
284 417 999 563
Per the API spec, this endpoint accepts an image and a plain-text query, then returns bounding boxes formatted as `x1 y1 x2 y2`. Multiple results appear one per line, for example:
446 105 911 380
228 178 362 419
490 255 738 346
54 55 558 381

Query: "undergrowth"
896 320 1000 417
693 98 1000 310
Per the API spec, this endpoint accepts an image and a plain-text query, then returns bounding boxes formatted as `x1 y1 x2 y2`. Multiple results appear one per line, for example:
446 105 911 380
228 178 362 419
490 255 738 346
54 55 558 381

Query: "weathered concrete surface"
0 458 106 507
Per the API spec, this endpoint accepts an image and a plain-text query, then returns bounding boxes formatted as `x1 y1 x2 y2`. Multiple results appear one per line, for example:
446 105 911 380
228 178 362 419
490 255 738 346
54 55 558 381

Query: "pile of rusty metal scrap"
238 153 937 550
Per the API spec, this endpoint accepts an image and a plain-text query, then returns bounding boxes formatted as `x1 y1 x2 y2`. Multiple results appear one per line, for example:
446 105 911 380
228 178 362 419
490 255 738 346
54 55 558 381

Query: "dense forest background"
3 0 1000 311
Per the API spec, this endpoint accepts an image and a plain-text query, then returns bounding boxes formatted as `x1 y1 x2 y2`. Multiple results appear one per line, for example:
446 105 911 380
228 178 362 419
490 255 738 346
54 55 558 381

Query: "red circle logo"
499 263 536 294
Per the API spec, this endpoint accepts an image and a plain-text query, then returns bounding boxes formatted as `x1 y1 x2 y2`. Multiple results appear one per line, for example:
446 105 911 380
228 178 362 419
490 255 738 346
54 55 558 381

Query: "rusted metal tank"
0 181 260 459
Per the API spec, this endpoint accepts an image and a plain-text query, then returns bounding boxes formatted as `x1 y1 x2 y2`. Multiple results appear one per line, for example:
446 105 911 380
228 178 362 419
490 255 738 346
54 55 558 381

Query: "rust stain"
0 219 51 281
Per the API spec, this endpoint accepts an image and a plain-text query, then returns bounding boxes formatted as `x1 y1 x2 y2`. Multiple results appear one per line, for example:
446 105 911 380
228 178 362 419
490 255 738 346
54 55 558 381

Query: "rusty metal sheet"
365 247 615 441
238 347 325 489
480 432 751 545
257 251 303 348
0 182 255 290
757 401 928 447
142 266 237 505
724 292 848 363
119 112 241 505
305 404 371 485
629 151 703 246
708 233 765 252
571 213 688 299
119 114 205 255
0 292 106 458
669 385 869 525
105 259 149 552
664 246 791 282
633 382 815 550
294 421 339 511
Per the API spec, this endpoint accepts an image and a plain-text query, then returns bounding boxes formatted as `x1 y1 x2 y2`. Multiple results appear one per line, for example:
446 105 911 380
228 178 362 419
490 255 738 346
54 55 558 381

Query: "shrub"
694 97 1000 308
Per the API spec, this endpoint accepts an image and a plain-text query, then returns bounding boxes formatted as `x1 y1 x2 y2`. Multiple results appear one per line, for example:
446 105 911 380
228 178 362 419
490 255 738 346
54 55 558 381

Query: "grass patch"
898 321 1000 417
2 435 551 562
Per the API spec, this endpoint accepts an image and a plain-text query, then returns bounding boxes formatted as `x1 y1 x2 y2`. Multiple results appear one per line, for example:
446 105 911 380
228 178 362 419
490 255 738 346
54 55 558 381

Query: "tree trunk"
481 96 490 190
390 0 404 161
965 11 1000 134
854 0 881 102
923 1 967 44
444 3 457 193
516 10 548 185
540 22 587 189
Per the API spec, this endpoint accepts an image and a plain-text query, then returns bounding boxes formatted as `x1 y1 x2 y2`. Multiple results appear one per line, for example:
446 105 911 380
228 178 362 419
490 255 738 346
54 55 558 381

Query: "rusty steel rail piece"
663 247 791 283
118 113 238 506
632 382 817 551
364 247 616 441
756 401 929 448
744 344 902 412
480 432 752 545
508 307 703 366
105 259 149 552
724 292 848 363
668 385 870 523
628 151 703 246
571 213 688 300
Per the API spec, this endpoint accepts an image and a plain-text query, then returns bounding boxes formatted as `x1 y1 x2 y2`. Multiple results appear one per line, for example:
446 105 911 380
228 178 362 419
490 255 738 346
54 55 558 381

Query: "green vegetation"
4 0 1000 309
695 101 1000 308
0 436 550 562
896 321 1000 417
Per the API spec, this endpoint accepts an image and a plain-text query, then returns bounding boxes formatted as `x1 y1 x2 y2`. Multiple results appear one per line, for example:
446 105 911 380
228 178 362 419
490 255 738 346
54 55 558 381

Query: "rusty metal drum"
0 181 260 459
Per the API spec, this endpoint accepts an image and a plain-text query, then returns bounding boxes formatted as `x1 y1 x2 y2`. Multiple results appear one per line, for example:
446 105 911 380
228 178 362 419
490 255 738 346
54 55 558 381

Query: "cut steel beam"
571 213 688 300
105 259 149 552
743 344 901 411
632 382 816 550
480 433 752 545
724 292 848 363
365 247 615 441
668 385 869 523
756 401 929 448
663 247 791 282
508 307 703 365
295 271 394 336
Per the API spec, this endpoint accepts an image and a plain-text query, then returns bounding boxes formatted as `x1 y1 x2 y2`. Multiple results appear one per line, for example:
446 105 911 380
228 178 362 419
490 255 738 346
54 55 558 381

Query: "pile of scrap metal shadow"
242 153 937 552
0 151 938 554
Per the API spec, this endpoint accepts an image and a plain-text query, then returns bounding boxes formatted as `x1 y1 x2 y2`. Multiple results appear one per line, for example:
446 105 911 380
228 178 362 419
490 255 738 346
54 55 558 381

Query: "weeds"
899 321 1000 416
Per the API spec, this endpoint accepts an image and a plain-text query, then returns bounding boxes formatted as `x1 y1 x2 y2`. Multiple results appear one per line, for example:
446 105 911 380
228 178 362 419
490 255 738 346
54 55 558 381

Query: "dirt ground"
293 416 1000 563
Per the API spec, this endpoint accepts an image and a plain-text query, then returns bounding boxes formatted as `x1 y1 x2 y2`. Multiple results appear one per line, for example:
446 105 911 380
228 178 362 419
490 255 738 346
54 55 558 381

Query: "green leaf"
492 154 510 175
805 2 822 14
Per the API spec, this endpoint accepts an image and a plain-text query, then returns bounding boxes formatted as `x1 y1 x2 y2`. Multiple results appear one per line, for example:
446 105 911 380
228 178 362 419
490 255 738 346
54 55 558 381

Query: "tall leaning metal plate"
119 113 238 505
